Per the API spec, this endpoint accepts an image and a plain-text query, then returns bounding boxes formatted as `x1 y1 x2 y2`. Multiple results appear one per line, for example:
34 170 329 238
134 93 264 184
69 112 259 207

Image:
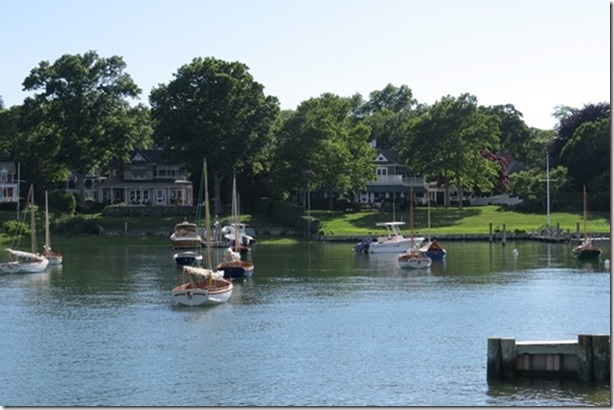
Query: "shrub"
1 220 29 237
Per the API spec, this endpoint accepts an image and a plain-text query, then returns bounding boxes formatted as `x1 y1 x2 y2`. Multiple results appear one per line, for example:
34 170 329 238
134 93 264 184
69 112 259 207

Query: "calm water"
0 238 610 406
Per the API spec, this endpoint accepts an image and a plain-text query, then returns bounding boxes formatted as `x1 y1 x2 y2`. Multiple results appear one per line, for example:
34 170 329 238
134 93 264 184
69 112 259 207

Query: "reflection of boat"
0 185 49 274
171 159 233 306
216 175 254 279
573 185 602 259
355 222 423 254
43 190 62 265
398 191 431 269
170 220 204 249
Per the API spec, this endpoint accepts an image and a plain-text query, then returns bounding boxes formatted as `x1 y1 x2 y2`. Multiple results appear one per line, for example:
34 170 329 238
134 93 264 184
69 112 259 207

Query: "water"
0 239 610 406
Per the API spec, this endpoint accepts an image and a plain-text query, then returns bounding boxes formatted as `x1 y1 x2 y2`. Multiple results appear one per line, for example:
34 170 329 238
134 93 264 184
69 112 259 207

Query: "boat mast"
582 184 588 239
203 159 212 271
45 190 50 251
28 185 36 254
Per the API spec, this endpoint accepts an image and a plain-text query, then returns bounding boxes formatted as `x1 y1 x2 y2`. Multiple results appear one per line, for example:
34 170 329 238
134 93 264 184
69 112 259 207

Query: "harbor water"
0 239 610 406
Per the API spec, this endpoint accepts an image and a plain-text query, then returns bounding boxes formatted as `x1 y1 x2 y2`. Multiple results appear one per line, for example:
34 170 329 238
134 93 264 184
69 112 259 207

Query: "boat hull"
398 253 432 269
173 251 203 266
171 279 233 306
216 261 254 279
0 258 49 274
368 238 424 254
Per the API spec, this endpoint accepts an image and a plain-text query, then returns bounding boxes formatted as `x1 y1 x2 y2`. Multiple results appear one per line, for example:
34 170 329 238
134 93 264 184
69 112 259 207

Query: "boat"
173 250 203 266
171 158 233 306
221 222 255 254
355 221 424 254
573 185 602 259
0 185 49 274
398 189 432 269
216 175 254 279
171 266 233 306
43 190 62 265
418 193 446 261
170 219 205 249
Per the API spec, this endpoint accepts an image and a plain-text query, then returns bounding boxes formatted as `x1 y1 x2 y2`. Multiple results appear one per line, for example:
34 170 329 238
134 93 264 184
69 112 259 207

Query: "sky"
1 0 610 130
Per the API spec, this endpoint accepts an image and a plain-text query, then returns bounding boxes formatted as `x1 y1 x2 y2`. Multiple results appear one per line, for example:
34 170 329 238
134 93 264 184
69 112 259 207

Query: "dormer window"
0 169 7 183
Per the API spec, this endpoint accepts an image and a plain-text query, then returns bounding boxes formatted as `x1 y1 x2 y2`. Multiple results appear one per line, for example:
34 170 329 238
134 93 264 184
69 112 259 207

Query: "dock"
487 334 610 383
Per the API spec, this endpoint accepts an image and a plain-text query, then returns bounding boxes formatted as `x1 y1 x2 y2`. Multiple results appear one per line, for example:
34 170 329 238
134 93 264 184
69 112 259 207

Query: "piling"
501 224 507 246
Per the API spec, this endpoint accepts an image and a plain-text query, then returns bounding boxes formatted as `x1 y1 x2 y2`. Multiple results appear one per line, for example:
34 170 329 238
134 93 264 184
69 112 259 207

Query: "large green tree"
21 51 151 204
559 117 610 191
400 93 501 208
271 93 375 209
149 57 280 215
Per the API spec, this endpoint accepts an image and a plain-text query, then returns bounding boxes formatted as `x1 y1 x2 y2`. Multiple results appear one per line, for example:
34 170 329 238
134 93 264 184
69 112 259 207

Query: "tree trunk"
75 171 86 206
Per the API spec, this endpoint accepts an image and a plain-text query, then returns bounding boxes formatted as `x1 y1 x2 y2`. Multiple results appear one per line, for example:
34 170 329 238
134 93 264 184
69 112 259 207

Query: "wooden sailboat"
216 174 254 279
573 185 602 259
43 190 63 265
0 185 49 273
418 191 446 261
398 189 432 269
172 159 233 306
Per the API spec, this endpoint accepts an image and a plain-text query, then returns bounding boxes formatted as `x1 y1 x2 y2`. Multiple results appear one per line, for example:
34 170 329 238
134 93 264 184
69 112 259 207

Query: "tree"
149 57 280 215
21 51 151 204
271 93 375 209
400 94 501 208
559 117 610 191
354 84 420 150
549 102 610 167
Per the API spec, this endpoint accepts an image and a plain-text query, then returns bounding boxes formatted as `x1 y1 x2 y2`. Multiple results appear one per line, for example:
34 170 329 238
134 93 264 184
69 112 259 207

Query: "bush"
48 191 77 215
1 220 29 237
53 215 101 235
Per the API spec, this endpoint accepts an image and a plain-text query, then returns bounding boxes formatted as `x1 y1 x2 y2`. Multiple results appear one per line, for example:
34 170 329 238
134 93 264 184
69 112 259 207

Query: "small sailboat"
43 190 63 265
216 174 254 279
398 189 432 269
0 185 49 274
573 185 602 259
172 159 233 306
418 192 446 261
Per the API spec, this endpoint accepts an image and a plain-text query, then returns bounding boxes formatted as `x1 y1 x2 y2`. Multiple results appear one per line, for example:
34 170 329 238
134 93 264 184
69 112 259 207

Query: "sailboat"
0 185 49 273
398 189 432 269
43 190 63 265
573 185 602 259
171 159 233 306
418 191 446 261
216 174 254 279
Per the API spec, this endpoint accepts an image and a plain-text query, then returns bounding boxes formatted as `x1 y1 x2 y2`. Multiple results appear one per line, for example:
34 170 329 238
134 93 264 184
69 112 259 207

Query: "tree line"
0 51 610 214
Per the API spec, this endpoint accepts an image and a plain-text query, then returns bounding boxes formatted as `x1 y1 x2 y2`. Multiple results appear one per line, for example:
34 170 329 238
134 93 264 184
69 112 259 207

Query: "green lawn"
0 205 609 245
312 205 611 236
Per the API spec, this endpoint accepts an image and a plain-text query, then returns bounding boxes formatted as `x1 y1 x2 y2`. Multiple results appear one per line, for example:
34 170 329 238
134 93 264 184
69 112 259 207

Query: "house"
357 141 428 207
0 162 19 203
93 149 194 206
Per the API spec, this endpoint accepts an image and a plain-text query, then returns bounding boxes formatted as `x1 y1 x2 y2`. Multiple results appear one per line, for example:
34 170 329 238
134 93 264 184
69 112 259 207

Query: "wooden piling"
501 224 507 246
591 334 610 382
487 337 502 381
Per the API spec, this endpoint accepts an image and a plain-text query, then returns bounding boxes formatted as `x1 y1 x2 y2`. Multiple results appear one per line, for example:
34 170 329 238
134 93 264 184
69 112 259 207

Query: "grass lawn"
312 205 611 236
0 205 609 247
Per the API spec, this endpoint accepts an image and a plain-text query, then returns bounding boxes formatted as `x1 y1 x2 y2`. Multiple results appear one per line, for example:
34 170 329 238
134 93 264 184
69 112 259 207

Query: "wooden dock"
487 334 610 383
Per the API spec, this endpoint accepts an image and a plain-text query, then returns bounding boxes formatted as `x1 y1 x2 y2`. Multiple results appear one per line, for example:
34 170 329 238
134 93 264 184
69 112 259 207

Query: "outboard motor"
354 236 372 253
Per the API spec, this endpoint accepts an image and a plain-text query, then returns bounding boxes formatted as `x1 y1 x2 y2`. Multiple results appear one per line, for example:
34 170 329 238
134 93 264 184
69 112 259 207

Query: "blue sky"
1 0 609 130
